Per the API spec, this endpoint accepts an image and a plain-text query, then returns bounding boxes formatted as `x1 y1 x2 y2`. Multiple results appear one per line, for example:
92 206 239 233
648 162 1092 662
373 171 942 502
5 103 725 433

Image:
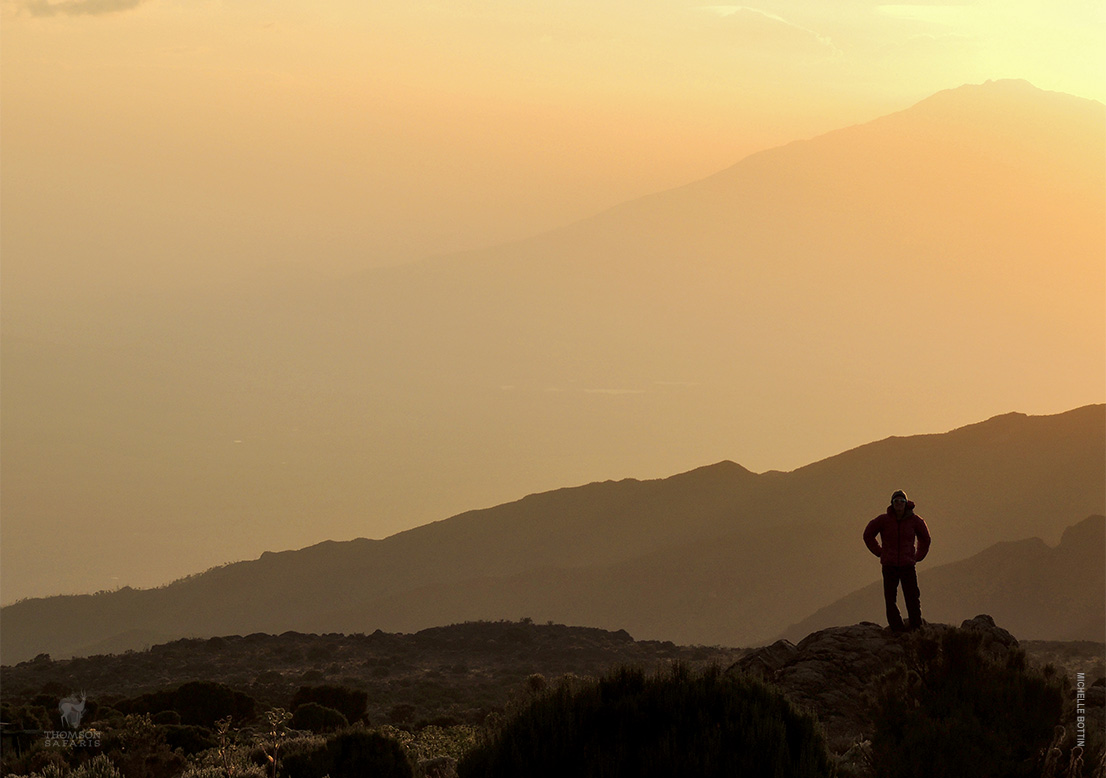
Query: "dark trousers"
882 564 921 630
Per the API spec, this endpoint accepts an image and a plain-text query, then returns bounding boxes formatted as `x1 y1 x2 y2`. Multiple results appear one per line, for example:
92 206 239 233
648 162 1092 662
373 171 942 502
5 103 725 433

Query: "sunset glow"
1 1 1103 605
4 0 1103 296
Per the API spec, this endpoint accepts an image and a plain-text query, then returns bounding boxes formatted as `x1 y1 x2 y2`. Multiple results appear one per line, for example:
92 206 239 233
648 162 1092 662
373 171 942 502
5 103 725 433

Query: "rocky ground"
729 615 1105 776
3 616 1101 777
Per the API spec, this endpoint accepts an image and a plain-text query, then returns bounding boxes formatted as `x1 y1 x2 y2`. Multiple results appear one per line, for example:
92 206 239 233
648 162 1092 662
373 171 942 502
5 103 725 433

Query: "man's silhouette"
863 490 931 632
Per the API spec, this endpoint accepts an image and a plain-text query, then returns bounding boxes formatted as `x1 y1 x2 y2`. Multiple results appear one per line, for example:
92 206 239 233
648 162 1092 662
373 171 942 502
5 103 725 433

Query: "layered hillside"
2 405 1102 663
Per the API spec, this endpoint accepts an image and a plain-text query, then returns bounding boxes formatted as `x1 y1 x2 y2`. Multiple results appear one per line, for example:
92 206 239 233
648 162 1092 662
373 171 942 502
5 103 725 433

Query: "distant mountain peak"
911 78 1071 108
671 460 756 480
891 78 1103 129
949 404 1102 436
1060 515 1106 550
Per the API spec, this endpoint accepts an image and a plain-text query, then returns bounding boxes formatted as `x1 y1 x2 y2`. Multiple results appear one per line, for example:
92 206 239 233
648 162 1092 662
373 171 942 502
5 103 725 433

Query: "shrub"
0 702 53 730
173 682 255 728
870 628 1065 778
290 687 367 725
458 664 832 778
182 747 267 778
388 704 417 727
162 724 217 755
116 682 255 728
102 714 185 778
4 746 69 778
23 761 68 778
281 730 412 778
247 732 325 774
71 755 122 778
290 703 348 734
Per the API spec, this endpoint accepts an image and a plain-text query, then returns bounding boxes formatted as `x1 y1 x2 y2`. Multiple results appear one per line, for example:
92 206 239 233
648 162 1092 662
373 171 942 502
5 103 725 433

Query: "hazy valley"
3 80 1103 605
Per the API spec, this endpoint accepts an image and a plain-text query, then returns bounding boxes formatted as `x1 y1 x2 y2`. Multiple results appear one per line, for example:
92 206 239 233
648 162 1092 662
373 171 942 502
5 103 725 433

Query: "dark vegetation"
1022 640 1106 681
458 664 833 778
115 682 256 728
871 628 1067 778
281 730 412 778
288 688 366 728
288 703 347 734
1 621 739 729
1 619 1101 778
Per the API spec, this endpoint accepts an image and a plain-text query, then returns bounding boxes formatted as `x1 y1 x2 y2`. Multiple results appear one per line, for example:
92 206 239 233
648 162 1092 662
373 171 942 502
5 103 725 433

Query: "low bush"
290 686 367 725
871 628 1065 778
458 664 832 778
116 682 255 728
290 703 348 734
162 724 217 755
281 729 412 778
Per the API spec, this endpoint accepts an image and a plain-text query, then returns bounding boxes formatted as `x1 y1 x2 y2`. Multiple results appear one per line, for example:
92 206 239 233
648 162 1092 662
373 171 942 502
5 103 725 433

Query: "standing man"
863 490 931 632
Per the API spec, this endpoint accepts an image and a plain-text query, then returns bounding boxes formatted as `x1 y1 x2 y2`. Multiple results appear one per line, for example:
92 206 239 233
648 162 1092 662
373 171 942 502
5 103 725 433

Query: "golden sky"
1 1 1103 604
3 0 1104 301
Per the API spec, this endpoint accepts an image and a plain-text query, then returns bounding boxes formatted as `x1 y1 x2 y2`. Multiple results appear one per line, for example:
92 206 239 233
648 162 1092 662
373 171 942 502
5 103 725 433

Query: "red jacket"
863 501 931 566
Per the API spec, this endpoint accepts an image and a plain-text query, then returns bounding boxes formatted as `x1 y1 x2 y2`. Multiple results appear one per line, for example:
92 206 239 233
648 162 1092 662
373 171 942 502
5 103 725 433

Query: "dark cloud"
24 0 148 17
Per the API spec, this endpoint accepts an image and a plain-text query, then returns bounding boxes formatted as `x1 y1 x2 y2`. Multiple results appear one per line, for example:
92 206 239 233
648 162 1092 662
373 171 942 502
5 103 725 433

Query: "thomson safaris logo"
42 692 101 748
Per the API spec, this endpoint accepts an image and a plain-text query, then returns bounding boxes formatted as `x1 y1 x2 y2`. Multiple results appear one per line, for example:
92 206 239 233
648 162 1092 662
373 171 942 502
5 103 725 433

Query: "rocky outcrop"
734 638 798 679
729 615 1026 755
958 613 1018 654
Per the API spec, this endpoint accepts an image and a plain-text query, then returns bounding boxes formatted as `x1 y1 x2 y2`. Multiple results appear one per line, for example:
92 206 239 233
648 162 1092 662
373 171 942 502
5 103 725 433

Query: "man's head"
891 490 908 515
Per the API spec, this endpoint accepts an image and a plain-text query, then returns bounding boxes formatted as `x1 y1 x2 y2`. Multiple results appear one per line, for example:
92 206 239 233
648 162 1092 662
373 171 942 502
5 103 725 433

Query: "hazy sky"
4 0 1103 302
1 1 1104 605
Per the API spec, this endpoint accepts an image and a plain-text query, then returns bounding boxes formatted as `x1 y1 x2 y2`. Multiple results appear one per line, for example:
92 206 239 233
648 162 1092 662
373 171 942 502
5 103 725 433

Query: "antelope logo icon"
59 692 87 729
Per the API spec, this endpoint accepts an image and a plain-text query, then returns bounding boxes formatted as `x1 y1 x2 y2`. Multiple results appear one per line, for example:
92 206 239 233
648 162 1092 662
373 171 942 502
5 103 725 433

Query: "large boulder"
727 616 1022 755
732 638 798 679
958 614 1019 657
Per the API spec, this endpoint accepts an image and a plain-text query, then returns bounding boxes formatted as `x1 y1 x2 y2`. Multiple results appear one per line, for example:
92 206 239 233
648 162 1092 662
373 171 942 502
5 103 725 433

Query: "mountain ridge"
450 79 1101 276
2 404 1102 664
